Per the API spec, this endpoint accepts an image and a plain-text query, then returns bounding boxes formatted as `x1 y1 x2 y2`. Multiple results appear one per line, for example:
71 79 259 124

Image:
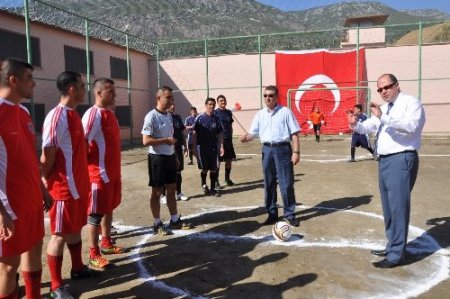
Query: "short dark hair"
190 107 197 111
93 78 114 91
0 58 33 87
265 85 278 96
157 86 173 93
354 104 363 110
56 71 82 95
379 73 398 85
205 97 216 105
217 94 226 101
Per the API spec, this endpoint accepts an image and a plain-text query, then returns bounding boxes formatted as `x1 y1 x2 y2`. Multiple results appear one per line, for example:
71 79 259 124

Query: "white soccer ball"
272 221 292 241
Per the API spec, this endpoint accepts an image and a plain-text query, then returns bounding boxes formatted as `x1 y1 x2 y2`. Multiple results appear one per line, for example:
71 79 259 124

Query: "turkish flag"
275 48 367 134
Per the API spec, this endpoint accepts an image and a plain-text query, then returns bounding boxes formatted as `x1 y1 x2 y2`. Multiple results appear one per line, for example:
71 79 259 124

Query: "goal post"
287 86 371 135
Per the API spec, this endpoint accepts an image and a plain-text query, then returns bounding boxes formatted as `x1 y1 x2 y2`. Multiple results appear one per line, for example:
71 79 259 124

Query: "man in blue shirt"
184 107 198 165
192 98 224 197
214 95 236 187
240 85 301 227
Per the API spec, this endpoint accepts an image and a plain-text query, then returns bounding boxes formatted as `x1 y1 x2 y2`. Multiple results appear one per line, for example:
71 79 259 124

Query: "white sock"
154 218 162 225
171 214 180 222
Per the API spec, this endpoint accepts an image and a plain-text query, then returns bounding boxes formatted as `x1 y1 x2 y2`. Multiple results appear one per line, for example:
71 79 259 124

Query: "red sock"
101 237 112 248
47 255 63 291
67 241 84 272
89 247 101 258
0 288 18 299
22 270 42 299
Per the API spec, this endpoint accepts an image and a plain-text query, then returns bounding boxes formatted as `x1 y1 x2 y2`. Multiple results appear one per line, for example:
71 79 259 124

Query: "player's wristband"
293 151 299 154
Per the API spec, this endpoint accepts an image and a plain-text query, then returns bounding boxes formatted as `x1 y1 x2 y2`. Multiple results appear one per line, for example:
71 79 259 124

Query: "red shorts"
49 197 88 234
0 207 44 257
88 179 121 215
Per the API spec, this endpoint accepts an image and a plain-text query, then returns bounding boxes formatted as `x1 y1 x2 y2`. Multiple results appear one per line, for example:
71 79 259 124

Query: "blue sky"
256 0 450 14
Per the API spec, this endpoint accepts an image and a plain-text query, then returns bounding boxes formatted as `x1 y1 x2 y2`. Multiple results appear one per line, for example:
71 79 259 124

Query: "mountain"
400 9 450 21
35 0 447 42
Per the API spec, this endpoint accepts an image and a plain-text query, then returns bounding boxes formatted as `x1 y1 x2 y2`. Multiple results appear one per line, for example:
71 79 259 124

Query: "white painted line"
116 205 449 299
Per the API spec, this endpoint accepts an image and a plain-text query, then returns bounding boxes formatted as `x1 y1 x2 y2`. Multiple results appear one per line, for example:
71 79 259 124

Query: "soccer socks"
176 173 182 194
210 172 218 191
90 246 101 258
351 147 355 160
201 172 207 186
67 241 84 272
47 254 63 291
225 168 231 181
21 270 42 299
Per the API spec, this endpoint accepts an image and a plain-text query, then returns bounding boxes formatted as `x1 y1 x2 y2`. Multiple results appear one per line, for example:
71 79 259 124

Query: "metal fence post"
85 19 91 105
356 23 360 104
204 38 209 98
418 21 423 100
156 44 160 87
126 33 133 144
258 35 263 108
23 0 35 125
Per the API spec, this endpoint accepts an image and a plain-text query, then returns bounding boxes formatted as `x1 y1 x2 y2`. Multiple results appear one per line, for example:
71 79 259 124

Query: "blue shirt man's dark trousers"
262 143 296 220
378 151 419 264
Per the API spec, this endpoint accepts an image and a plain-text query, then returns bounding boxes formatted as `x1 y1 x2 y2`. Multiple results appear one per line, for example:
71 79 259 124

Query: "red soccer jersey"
42 104 89 201
0 98 42 218
82 106 121 183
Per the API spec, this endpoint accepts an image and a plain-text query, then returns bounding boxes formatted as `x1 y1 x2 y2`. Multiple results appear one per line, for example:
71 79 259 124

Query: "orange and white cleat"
89 255 109 269
100 244 124 255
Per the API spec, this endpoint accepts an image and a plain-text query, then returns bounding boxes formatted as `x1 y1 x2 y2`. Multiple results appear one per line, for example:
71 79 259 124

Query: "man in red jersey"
41 71 99 298
82 78 123 270
0 58 51 299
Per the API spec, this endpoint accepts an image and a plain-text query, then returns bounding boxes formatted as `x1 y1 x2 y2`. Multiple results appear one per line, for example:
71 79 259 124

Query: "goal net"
287 86 370 135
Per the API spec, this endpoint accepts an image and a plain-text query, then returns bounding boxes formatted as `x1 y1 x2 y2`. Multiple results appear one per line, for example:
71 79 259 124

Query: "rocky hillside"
36 0 447 42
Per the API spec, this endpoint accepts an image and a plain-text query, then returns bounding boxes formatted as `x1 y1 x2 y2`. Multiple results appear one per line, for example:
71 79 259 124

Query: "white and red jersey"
42 104 89 201
82 106 121 183
0 98 42 219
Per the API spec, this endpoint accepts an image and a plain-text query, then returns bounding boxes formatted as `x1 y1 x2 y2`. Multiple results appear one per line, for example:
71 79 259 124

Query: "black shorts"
351 134 370 148
196 145 219 171
219 138 236 162
175 147 184 172
313 124 322 132
148 153 177 187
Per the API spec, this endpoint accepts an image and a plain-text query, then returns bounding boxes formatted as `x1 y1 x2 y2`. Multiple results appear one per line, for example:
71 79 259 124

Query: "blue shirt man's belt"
378 150 417 159
263 142 291 147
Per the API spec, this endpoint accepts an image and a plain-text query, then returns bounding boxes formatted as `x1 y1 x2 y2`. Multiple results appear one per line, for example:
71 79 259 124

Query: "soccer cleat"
153 222 172 236
215 181 223 190
210 189 221 197
70 266 102 280
177 192 189 201
202 184 210 195
89 255 109 269
100 244 124 255
169 216 194 230
50 285 75 299
224 179 235 186
160 195 167 204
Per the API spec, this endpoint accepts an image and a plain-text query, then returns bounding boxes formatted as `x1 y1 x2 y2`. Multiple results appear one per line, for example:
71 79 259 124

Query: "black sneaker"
284 217 300 227
224 179 235 186
202 184 210 195
215 181 223 190
210 189 221 197
153 222 172 236
168 216 194 230
50 284 75 299
70 266 101 280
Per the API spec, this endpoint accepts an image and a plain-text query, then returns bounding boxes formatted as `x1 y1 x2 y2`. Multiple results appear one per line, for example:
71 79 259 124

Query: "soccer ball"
272 221 292 241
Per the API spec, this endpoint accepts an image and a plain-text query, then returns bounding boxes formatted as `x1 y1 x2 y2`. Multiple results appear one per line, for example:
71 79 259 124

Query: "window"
64 45 94 74
110 56 129 80
114 106 131 127
21 102 45 133
0 29 41 66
